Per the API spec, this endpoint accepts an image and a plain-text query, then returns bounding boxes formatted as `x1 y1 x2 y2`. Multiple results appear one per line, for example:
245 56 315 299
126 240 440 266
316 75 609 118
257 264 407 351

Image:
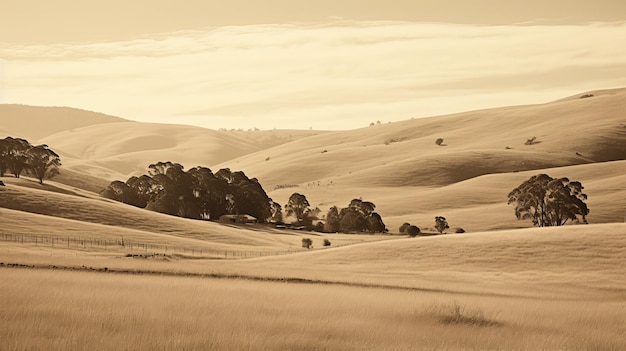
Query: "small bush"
399 222 411 234
434 302 502 327
407 225 420 237
302 238 313 249
579 93 594 99
455 228 465 233
323 239 331 247
435 138 444 146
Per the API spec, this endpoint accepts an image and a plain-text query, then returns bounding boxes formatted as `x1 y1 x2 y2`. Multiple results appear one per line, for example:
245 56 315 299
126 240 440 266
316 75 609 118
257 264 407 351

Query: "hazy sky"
1 1 625 130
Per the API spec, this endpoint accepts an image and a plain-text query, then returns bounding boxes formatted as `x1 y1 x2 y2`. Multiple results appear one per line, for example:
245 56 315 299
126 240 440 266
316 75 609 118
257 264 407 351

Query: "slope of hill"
0 104 127 140
219 88 626 189
42 122 328 180
0 177 388 252
1 88 623 233
199 88 625 231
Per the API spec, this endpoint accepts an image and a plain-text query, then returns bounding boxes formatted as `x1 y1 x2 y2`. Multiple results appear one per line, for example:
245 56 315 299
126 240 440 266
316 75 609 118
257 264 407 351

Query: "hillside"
205 88 625 231
0 104 127 140
42 122 327 180
1 88 624 234
220 88 626 189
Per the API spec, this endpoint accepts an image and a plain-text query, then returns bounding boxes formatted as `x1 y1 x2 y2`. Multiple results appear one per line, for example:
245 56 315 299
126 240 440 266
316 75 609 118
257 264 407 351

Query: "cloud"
2 21 626 130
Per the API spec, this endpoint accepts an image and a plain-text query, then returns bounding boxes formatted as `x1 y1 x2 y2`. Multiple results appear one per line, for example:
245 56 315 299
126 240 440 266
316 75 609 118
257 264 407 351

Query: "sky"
1 1 626 130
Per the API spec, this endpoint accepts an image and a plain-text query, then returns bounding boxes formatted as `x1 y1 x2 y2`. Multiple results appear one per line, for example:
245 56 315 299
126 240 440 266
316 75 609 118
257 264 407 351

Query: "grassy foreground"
1 224 625 350
1 267 624 351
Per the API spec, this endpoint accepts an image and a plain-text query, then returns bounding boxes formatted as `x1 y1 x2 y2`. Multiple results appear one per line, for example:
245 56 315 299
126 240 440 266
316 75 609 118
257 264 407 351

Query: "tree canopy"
507 174 589 227
0 136 61 184
434 216 449 234
102 162 273 222
285 193 311 224
326 198 387 233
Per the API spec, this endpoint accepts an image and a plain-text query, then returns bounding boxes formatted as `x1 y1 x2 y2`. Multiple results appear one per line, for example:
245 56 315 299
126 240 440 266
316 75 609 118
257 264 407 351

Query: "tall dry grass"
1 268 624 351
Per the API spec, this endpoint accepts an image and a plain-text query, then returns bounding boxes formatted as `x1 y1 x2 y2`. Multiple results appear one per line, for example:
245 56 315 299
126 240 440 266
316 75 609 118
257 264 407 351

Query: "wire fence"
0 232 300 259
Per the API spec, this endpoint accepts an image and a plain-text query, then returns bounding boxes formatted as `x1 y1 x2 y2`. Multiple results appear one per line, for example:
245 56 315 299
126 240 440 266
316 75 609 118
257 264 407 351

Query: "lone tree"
435 216 449 234
507 174 589 227
302 238 313 249
285 193 311 224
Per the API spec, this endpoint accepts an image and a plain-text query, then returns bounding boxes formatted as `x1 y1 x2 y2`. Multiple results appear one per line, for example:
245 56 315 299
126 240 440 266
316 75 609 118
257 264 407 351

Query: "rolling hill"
1 87 624 235
0 104 127 140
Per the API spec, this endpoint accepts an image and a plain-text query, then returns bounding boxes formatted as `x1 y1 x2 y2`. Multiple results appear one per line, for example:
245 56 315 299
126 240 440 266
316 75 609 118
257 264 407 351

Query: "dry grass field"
1 88 625 350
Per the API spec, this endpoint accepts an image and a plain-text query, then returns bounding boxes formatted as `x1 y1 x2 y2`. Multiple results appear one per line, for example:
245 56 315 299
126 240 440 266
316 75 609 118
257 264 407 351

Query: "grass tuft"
433 301 503 327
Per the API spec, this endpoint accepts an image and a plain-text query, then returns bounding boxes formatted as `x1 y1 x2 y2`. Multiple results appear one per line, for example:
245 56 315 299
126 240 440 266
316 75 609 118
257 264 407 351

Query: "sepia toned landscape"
2 2 626 350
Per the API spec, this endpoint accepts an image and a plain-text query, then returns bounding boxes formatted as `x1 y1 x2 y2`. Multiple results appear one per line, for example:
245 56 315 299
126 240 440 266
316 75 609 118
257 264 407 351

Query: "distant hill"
0 104 127 140
219 88 626 189
1 88 624 233
42 123 328 180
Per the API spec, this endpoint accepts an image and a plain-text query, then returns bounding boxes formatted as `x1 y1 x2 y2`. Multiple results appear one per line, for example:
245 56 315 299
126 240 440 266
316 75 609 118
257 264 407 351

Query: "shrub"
399 222 411 234
407 225 420 237
302 238 313 249
455 228 465 233
434 302 502 327
323 239 331 246
435 138 444 146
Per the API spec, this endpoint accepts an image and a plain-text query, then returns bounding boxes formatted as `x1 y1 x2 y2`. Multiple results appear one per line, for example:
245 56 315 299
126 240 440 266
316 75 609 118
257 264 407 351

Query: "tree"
0 138 9 177
507 174 589 227
399 222 411 234
285 193 310 224
4 137 31 178
302 238 313 249
324 206 340 233
435 216 449 234
26 144 61 184
269 201 283 223
102 162 272 223
407 225 420 237
101 181 142 206
348 198 376 217
339 208 367 232
366 212 386 233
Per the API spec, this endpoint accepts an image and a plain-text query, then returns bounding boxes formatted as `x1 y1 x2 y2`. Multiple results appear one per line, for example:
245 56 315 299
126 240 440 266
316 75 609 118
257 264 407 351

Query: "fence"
0 233 299 259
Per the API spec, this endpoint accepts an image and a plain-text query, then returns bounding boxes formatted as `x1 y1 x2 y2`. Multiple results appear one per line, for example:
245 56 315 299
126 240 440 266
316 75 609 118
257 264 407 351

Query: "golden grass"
1 267 624 351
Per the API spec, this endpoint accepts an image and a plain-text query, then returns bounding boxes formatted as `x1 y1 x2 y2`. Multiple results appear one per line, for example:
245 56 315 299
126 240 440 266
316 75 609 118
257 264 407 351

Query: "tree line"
102 167 389 234
284 193 387 233
101 161 279 222
0 136 61 184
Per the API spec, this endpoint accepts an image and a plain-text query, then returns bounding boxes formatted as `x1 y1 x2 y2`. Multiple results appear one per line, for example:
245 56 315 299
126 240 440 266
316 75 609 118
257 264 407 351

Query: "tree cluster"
508 174 589 227
324 198 387 233
0 136 61 184
101 161 276 222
